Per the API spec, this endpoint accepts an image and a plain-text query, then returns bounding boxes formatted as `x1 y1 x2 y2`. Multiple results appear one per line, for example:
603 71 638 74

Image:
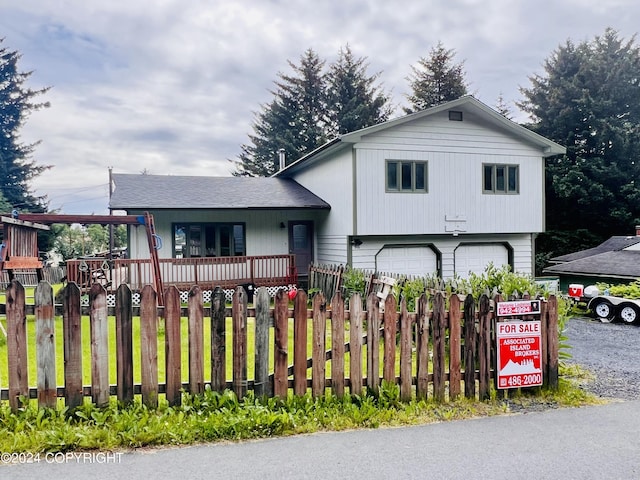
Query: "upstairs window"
386 160 428 193
483 164 519 194
173 223 245 258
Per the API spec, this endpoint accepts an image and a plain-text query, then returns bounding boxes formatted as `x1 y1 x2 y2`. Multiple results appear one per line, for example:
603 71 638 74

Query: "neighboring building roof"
549 236 640 263
274 95 566 178
544 250 640 280
544 233 640 279
109 174 331 210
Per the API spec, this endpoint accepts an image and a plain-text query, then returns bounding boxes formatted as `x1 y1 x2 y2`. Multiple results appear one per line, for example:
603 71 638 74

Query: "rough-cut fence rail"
0 280 559 411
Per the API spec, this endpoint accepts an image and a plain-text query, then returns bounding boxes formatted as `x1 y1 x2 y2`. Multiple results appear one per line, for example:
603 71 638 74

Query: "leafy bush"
596 280 640 299
342 266 366 298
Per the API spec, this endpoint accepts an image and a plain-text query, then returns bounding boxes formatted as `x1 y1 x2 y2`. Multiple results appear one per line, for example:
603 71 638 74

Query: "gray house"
110 96 565 285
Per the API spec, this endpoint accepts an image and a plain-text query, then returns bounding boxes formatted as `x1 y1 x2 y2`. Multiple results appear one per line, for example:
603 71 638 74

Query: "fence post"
188 285 204 396
232 286 248 398
89 283 109 407
399 297 412 402
272 288 288 397
116 283 134 406
331 290 345 398
311 292 327 398
546 295 559 390
256 287 273 397
35 281 56 409
416 293 430 400
6 280 28 412
366 292 381 395
432 292 446 402
63 282 83 410
140 285 159 407
293 289 308 396
164 286 182 406
448 294 462 400
492 294 505 400
463 294 477 399
383 294 397 385
349 293 364 396
478 294 491 401
210 286 226 393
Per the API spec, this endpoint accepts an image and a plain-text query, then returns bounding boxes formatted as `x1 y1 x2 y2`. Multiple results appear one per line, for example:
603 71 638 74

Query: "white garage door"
455 244 509 278
376 246 437 276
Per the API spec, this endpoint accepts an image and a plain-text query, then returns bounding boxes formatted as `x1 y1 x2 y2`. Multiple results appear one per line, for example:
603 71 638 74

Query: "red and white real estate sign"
496 321 543 389
496 300 541 316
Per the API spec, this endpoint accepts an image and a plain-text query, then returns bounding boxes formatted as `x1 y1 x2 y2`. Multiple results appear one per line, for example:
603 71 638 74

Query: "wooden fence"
0 280 559 411
0 266 66 289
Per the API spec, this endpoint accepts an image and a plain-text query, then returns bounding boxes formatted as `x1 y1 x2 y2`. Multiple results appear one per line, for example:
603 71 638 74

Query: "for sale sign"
496 321 543 389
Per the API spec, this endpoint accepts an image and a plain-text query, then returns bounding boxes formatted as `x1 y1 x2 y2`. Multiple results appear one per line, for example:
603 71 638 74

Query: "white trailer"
568 284 640 324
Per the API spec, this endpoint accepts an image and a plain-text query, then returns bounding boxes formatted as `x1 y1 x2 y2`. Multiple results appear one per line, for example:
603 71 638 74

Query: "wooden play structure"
2 212 164 303
0 215 50 283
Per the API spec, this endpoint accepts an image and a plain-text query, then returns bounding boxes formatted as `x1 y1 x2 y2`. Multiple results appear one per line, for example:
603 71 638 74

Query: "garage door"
455 244 509 278
376 246 437 276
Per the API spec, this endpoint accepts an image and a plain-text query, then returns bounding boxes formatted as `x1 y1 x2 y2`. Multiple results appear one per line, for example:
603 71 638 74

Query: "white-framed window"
386 160 428 193
173 223 245 258
483 164 519 194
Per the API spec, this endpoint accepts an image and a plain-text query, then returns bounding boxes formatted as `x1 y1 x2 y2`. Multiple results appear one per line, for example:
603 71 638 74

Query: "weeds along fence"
0 280 559 411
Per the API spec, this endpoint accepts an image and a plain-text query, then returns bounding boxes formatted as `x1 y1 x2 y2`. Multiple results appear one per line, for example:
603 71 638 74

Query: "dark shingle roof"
109 174 330 210
544 250 640 279
550 236 640 263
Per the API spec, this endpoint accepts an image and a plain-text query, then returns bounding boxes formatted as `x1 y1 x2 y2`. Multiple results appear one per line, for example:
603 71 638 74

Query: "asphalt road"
3 400 639 480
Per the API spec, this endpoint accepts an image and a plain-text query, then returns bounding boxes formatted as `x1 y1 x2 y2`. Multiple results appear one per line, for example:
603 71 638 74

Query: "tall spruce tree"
325 45 393 136
0 38 50 211
234 48 327 177
519 28 640 261
404 41 468 113
494 92 514 120
234 45 394 177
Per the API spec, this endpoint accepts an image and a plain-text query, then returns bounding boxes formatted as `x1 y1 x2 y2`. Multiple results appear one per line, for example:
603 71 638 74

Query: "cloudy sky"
1 0 638 214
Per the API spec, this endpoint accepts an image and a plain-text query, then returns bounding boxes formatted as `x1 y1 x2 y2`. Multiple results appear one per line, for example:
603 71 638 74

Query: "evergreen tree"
234 45 394 177
325 45 393 136
0 190 11 213
404 41 468 113
519 28 640 260
494 92 513 120
234 49 327 177
0 38 50 211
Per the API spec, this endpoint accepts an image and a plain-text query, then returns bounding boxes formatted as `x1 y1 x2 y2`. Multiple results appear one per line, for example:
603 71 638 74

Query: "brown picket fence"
0 280 559 411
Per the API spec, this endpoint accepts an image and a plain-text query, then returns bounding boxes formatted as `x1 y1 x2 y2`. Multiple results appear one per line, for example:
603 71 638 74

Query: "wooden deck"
66 254 298 292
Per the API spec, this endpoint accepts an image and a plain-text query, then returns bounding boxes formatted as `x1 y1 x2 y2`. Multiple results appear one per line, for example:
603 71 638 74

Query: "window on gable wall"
386 160 428 193
173 223 245 258
483 164 519 194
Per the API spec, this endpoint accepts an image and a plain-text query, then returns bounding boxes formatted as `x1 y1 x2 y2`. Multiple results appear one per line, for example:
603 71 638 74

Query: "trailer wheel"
618 304 640 324
591 299 615 323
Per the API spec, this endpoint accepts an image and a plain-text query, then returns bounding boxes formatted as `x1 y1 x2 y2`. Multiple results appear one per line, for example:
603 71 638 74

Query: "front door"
288 221 314 278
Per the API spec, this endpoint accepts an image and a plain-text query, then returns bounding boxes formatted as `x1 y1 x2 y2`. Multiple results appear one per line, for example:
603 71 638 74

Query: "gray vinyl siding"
316 235 348 265
126 208 325 260
353 111 545 236
289 149 354 235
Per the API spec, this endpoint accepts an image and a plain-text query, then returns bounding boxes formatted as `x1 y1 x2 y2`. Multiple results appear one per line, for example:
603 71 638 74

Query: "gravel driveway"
565 316 640 400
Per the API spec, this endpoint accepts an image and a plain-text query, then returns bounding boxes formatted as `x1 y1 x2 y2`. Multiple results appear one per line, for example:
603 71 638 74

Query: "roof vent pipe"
278 148 286 170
